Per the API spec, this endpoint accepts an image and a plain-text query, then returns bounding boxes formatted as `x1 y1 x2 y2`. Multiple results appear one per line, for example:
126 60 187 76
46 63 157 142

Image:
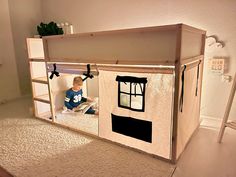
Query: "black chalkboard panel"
111 114 152 143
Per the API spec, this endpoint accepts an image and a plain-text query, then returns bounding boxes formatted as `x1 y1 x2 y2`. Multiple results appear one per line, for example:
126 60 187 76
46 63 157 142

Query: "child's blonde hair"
73 76 83 86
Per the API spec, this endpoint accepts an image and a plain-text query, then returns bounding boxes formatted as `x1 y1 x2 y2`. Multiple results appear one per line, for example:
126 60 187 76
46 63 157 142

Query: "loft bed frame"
26 23 206 163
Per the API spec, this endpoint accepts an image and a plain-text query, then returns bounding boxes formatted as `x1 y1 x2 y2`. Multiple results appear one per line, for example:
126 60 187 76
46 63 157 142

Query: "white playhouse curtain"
99 70 174 159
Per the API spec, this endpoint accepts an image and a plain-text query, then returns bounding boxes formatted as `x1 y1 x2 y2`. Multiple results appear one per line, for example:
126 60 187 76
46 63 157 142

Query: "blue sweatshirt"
64 88 87 110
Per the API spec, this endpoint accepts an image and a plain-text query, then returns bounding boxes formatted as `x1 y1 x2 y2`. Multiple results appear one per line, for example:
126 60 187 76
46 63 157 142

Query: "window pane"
131 95 143 110
120 82 130 93
120 93 130 107
131 83 144 95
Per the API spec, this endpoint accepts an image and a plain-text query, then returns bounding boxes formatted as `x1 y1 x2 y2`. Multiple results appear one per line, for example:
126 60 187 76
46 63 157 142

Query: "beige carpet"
0 97 175 177
56 111 98 135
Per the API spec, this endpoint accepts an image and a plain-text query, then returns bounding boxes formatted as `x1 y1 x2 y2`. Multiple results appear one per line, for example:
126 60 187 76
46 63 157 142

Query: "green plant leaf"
37 21 64 36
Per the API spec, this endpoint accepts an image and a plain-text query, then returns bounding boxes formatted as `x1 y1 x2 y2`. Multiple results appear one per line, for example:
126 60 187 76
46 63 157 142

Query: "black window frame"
116 76 147 112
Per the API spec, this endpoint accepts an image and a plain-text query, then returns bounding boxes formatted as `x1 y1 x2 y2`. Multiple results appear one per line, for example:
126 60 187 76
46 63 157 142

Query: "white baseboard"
200 115 222 130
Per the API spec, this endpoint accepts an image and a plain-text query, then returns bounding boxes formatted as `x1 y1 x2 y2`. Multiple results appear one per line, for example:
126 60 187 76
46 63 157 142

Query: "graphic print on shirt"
73 94 82 103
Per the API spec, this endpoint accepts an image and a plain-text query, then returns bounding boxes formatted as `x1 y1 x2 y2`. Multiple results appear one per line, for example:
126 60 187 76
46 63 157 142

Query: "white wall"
8 0 43 95
0 0 21 101
42 0 236 120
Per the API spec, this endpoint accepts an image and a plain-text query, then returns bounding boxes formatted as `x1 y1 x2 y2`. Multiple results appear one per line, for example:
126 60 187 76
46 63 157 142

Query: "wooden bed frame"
26 23 206 163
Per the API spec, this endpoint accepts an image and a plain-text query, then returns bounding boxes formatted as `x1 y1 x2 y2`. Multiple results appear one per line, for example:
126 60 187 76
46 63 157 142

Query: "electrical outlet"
221 75 232 83
208 58 224 74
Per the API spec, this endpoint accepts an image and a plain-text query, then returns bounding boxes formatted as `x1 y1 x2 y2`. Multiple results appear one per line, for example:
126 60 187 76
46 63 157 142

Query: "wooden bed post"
171 24 182 163
218 73 236 143
43 38 56 122
172 25 206 163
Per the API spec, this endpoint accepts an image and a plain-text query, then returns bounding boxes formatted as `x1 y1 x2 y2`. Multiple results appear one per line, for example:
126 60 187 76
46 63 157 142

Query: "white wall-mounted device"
208 58 225 74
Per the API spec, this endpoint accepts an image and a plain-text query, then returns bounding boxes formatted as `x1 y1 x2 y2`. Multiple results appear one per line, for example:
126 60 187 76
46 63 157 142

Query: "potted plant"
37 21 63 37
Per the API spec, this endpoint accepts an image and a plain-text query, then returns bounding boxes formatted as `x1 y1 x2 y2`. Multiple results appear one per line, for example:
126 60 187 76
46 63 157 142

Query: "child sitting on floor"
64 76 98 115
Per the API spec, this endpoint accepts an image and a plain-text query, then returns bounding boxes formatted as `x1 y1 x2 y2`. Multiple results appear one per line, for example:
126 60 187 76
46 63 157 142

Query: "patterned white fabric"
99 70 174 159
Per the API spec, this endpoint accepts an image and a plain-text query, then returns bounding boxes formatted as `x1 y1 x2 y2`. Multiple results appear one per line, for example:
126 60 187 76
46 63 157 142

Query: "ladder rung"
34 94 50 104
231 121 236 126
29 58 45 62
32 77 48 84
225 122 236 130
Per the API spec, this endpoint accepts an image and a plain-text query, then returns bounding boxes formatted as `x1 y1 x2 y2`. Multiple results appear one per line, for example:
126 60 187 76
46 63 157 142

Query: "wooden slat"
171 24 182 163
116 60 175 66
33 94 50 104
46 61 56 123
32 77 48 84
47 57 175 66
29 57 45 60
43 24 180 40
181 55 203 65
48 58 117 64
181 55 203 71
46 63 174 75
201 33 207 55
29 58 45 62
98 66 174 74
182 24 206 34
47 62 175 68
43 24 205 40
182 61 202 71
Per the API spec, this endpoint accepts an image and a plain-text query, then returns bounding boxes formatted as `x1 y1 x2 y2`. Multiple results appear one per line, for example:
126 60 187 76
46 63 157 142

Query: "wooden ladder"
218 73 236 143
